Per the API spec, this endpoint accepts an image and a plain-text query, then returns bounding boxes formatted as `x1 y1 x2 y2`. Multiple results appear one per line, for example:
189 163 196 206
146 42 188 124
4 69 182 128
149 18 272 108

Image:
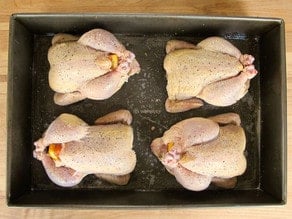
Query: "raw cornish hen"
151 113 246 191
164 37 258 112
48 29 140 105
33 110 136 187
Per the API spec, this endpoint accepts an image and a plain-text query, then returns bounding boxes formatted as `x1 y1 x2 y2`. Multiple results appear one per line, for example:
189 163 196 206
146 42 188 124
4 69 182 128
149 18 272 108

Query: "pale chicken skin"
33 110 136 187
164 37 258 113
48 29 140 106
151 113 246 191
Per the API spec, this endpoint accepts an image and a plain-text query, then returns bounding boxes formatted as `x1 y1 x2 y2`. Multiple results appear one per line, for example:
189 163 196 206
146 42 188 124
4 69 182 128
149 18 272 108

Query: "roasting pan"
7 13 287 207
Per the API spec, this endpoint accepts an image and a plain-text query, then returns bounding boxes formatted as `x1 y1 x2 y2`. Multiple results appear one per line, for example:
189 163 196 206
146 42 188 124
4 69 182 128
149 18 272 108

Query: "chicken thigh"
151 113 246 191
48 29 140 106
33 110 136 187
164 37 258 113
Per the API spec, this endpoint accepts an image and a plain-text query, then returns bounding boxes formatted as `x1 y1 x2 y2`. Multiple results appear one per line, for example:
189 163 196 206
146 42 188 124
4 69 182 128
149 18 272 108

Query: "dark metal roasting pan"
7 13 286 207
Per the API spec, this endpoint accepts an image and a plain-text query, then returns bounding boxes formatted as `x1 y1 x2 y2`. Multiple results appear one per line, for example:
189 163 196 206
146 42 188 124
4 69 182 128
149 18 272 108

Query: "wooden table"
0 0 291 218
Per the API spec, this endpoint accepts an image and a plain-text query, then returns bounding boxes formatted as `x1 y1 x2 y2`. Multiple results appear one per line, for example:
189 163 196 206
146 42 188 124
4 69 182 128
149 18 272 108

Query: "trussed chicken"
164 37 258 113
33 110 136 187
151 113 246 191
48 29 140 105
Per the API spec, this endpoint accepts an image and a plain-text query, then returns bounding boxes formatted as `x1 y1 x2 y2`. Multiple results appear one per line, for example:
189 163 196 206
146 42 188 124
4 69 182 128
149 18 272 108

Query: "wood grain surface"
0 0 291 218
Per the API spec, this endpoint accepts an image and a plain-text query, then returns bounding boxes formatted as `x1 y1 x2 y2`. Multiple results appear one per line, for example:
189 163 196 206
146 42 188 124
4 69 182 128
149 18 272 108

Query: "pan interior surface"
31 33 260 191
